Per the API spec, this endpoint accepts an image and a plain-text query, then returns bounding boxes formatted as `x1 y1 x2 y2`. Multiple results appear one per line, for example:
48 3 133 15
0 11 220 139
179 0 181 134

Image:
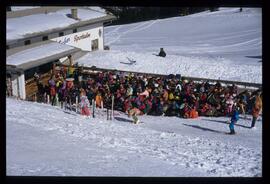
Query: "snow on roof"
11 6 41 11
86 6 107 13
7 42 77 67
7 7 108 41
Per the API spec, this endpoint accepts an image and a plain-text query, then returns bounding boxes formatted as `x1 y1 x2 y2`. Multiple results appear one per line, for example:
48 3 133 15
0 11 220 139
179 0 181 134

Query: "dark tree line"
104 7 217 26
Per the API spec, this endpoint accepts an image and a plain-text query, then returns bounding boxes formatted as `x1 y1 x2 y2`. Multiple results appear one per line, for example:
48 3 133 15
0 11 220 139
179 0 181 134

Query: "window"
91 39 99 51
24 40 31 45
6 45 9 50
59 32 64 37
24 61 54 81
42 36 48 41
99 29 102 37
73 29 77 33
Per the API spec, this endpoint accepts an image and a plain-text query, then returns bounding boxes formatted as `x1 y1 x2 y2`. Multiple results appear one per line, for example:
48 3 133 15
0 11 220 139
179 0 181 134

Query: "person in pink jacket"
79 89 91 117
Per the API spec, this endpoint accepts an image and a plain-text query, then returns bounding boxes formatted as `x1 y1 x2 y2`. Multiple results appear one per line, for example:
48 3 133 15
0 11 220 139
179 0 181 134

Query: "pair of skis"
120 57 136 65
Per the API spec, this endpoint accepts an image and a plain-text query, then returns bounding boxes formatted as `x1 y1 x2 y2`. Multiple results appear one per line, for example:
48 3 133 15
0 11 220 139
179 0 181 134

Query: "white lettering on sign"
58 37 70 44
74 32 91 42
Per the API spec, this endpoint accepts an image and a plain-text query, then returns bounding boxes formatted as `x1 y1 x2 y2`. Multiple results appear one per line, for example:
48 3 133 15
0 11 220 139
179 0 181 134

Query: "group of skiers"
34 67 262 134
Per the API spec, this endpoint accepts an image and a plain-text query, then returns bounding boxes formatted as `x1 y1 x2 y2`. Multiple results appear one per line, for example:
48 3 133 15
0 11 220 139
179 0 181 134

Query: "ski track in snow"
106 20 159 45
6 98 262 176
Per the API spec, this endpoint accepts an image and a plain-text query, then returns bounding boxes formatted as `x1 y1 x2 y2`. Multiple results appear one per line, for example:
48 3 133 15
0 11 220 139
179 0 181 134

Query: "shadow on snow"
201 118 252 129
114 117 134 123
183 123 227 134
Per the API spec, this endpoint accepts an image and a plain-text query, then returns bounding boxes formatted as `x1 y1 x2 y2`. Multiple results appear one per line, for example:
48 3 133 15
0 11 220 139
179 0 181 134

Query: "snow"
87 6 107 13
11 6 41 11
7 7 107 41
77 8 261 84
6 98 262 176
6 8 262 177
7 42 76 66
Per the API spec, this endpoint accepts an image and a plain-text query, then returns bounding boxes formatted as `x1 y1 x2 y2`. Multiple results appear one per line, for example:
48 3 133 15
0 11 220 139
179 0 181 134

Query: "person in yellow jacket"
251 92 262 128
95 92 103 108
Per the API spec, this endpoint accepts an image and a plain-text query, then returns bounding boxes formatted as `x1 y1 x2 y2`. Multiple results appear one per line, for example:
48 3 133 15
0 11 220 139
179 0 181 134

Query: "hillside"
77 8 262 84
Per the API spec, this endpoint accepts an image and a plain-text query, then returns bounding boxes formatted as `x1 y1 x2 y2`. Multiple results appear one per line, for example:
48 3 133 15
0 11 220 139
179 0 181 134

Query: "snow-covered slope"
77 8 261 84
6 98 262 176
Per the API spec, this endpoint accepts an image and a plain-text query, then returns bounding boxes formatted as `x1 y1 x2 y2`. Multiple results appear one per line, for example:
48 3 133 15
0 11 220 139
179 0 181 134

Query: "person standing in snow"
79 89 91 117
48 76 56 106
228 105 240 135
251 92 262 128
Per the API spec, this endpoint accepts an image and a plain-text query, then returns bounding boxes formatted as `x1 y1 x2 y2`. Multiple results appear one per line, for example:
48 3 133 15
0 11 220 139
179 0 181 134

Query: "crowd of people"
33 65 262 133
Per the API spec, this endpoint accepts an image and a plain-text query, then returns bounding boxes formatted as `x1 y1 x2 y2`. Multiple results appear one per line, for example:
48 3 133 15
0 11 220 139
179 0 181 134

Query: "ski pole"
92 99 95 118
107 108 109 120
75 96 78 113
111 95 114 120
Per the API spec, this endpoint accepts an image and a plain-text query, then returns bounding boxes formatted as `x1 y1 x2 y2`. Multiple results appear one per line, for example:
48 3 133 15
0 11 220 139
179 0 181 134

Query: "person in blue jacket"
229 104 240 135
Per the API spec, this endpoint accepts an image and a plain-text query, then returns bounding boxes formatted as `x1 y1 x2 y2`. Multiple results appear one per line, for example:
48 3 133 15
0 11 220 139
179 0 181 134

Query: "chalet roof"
7 7 116 44
7 41 80 71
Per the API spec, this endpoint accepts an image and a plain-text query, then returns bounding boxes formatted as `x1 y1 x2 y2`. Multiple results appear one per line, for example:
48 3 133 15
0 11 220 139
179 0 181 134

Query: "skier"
228 104 240 135
251 92 262 128
128 107 143 124
79 89 91 117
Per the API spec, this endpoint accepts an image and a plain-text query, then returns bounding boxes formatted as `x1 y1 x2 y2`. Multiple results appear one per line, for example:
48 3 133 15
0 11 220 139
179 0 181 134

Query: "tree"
209 7 219 12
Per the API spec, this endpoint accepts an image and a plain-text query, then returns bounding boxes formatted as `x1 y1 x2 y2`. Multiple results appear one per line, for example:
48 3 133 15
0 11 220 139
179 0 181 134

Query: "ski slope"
77 8 262 84
6 98 262 176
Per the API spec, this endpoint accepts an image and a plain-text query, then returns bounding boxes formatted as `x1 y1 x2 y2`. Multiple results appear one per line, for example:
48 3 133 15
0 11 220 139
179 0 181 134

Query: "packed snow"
7 42 76 66
7 7 107 41
6 98 262 176
77 8 262 84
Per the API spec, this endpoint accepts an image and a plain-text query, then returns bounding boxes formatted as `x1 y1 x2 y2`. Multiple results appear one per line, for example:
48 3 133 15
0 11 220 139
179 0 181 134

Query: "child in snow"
95 92 103 109
228 105 240 135
225 95 234 116
128 107 143 124
79 89 91 117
